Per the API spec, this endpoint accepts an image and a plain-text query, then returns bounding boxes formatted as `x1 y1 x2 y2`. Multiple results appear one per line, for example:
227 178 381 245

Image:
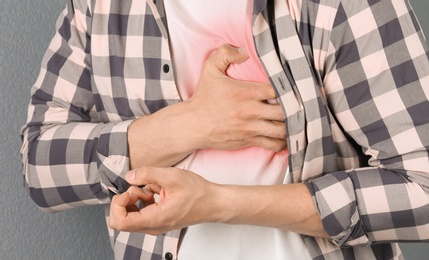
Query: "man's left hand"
108 167 220 235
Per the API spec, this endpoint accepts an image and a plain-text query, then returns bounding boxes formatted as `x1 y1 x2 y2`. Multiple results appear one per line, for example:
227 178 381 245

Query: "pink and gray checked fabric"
21 0 429 259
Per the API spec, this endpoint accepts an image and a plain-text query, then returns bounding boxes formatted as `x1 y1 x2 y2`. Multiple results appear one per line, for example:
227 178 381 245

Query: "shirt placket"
146 0 182 104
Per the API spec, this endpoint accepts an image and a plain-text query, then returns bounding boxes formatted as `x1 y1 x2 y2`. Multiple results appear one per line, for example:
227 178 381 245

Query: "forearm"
128 100 201 169
212 183 329 238
128 45 288 169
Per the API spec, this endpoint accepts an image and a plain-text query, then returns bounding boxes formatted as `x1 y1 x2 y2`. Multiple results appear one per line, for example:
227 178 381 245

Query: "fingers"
253 136 288 153
245 120 288 152
109 187 163 234
109 192 132 230
206 44 249 74
243 81 278 101
245 101 284 122
125 167 166 187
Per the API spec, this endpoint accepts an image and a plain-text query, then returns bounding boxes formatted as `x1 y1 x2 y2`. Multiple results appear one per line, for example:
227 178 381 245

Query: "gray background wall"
1 0 428 259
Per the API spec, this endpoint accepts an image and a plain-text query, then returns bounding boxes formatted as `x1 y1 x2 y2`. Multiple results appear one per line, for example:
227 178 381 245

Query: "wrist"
206 184 242 224
178 99 211 150
127 102 201 168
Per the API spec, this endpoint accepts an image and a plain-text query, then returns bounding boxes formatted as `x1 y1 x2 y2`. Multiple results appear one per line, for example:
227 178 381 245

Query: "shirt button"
165 252 173 260
163 64 170 73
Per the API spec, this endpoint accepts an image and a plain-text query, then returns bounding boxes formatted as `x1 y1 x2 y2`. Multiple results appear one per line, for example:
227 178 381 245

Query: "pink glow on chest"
167 2 269 100
166 1 288 185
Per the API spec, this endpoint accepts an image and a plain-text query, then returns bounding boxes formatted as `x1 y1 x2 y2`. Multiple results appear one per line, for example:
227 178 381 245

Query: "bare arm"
128 44 287 169
108 167 329 238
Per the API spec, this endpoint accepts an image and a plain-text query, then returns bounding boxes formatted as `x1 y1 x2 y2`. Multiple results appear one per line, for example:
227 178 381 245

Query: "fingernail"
126 170 136 181
237 47 247 55
128 191 135 199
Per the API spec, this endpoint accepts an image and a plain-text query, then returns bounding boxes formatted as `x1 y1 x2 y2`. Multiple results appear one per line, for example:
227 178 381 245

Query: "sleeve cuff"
97 120 134 195
305 171 370 247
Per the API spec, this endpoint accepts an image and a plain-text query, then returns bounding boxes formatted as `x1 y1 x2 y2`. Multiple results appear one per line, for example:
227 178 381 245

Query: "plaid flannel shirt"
21 0 429 259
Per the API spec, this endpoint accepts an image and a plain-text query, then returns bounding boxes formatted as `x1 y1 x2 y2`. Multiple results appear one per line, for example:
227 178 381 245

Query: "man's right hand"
186 44 287 152
128 44 287 169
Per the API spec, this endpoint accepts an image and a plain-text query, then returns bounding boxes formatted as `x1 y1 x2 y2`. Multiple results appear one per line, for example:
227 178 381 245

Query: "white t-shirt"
164 1 311 259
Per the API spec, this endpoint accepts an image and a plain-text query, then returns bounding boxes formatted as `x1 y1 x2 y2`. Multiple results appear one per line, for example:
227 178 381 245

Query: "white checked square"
69 45 89 68
279 91 302 117
371 229 398 241
303 157 324 176
93 75 113 97
91 34 110 56
319 182 353 213
418 223 429 239
66 164 90 185
403 157 429 173
330 122 347 142
314 4 337 30
407 182 429 209
53 76 78 103
279 35 304 60
125 36 144 58
348 8 378 39
336 110 360 132
360 49 390 79
71 8 88 34
260 52 285 78
45 106 72 123
405 33 426 59
35 165 56 188
69 123 98 140
324 69 343 94
116 232 131 248
421 76 429 100
313 48 328 72
124 78 146 100
39 125 61 141
160 80 182 100
392 0 410 18
296 77 318 102
129 0 145 15
392 128 424 154
142 235 157 254
274 0 289 18
94 0 111 14
49 33 63 53
307 118 324 141
105 111 122 122
360 186 390 214
372 89 406 118
253 14 270 35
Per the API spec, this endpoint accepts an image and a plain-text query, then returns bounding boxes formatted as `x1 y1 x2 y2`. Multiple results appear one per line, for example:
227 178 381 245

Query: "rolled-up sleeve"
306 0 429 246
20 0 132 213
306 168 429 246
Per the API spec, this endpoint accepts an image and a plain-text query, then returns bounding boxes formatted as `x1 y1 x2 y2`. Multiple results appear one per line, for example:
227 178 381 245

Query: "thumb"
112 191 133 208
208 44 249 73
125 167 168 187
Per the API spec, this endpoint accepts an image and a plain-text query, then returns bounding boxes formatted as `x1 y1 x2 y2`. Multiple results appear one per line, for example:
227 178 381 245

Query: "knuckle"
230 108 243 120
111 195 119 203
277 141 288 152
115 221 129 232
218 43 232 53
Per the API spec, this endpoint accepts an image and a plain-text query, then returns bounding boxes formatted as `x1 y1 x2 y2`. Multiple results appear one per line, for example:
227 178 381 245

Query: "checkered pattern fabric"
21 0 429 259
